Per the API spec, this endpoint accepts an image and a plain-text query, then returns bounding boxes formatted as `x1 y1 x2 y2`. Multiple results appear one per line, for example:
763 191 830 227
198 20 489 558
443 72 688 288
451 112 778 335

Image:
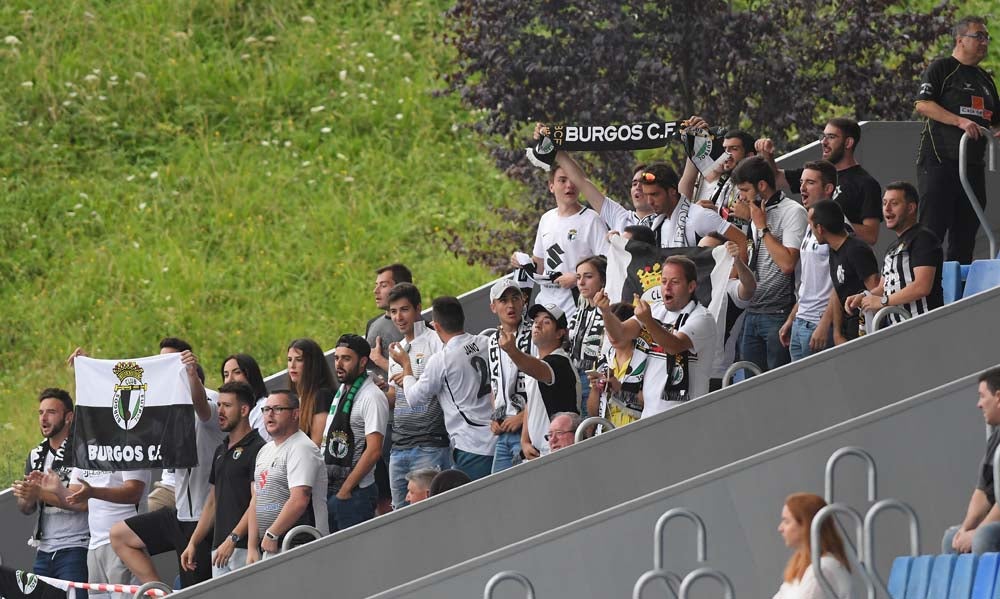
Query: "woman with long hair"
773 493 852 599
286 338 338 445
567 255 607 416
220 353 270 441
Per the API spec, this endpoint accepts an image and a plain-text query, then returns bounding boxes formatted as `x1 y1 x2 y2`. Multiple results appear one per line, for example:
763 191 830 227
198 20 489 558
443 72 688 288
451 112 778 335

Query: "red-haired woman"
773 493 852 599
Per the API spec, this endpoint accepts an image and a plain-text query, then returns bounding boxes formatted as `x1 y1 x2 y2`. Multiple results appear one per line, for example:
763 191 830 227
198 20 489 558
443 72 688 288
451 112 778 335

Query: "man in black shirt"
915 15 1000 263
498 303 579 460
758 118 883 245
180 381 265 577
810 200 880 343
941 367 1000 554
845 182 943 326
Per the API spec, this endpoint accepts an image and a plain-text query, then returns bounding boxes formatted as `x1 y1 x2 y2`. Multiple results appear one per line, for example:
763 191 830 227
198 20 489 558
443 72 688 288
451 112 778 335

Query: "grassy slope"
0 0 523 485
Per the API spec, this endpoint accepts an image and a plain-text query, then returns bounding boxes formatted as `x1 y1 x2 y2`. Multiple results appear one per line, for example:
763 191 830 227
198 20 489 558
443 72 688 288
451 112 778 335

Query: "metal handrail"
131 581 172 599
575 416 615 443
872 306 911 332
958 127 998 258
479 327 498 337
811 504 888 599
678 567 735 599
722 361 762 388
654 508 708 571
825 447 878 504
280 525 323 552
632 569 682 599
863 499 921 592
484 571 536 599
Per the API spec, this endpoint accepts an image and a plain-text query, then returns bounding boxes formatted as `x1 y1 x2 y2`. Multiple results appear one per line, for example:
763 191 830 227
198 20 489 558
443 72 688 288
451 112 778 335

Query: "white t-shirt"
638 301 717 418
598 196 654 233
713 279 751 378
249 397 272 443
254 430 329 537
175 398 226 522
323 378 390 490
796 227 833 324
772 555 852 599
532 206 610 318
70 468 151 549
403 332 497 456
651 197 731 248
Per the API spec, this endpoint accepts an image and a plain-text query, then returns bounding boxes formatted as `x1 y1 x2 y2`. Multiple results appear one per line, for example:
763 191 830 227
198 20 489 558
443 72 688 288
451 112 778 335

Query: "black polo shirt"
210 429 266 549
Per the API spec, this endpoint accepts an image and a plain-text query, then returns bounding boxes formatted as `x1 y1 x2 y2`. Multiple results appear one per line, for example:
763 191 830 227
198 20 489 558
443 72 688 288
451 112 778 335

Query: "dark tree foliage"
441 0 954 270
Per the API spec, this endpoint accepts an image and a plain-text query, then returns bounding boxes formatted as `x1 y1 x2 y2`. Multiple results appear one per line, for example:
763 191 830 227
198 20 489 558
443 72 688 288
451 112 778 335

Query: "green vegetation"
0 0 524 486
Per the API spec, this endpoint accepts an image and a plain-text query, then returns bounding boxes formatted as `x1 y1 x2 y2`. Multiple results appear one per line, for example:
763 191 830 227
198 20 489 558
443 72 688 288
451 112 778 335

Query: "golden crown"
112 361 144 382
636 262 662 292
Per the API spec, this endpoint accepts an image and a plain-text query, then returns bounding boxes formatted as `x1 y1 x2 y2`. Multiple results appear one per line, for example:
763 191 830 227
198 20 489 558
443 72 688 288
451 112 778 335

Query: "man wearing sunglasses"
915 15 1000 264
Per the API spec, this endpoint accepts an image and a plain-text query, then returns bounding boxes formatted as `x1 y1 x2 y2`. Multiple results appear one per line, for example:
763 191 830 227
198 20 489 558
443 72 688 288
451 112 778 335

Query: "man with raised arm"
757 118 882 246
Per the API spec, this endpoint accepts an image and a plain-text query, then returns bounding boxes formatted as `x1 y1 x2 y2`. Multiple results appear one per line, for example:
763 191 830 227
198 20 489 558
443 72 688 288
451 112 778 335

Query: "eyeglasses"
962 32 992 43
260 406 294 415
819 133 841 142
544 430 572 441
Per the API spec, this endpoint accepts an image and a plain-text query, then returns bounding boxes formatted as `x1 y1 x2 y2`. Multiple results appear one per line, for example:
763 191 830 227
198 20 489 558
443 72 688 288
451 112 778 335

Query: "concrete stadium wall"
372 372 987 599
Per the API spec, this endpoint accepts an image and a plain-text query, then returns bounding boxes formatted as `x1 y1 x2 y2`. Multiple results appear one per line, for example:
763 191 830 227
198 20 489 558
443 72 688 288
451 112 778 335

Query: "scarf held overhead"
526 122 727 177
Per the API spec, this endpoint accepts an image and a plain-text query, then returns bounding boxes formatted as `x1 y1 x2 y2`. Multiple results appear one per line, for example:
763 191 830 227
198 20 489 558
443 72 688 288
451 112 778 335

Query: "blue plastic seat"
905 555 934 599
889 556 913 599
949 553 979 599
970 552 999 599
963 260 1000 298
942 261 963 304
926 554 957 599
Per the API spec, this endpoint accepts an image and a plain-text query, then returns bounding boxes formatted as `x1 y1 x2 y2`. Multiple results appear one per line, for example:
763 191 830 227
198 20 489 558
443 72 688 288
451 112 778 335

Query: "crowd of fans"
4 14 998 598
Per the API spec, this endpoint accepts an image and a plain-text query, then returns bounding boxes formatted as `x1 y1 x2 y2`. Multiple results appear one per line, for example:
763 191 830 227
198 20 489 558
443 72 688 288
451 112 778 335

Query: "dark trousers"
918 158 987 263
34 547 88 599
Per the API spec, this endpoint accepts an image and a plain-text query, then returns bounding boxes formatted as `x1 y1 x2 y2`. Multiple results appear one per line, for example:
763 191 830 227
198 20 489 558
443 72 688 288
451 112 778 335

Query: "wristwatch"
264 530 277 541
229 532 240 544
760 226 771 236
880 294 889 307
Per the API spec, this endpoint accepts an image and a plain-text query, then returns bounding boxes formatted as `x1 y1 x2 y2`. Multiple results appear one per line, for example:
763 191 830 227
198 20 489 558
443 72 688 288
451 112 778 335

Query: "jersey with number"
402 332 498 456
532 206 609 318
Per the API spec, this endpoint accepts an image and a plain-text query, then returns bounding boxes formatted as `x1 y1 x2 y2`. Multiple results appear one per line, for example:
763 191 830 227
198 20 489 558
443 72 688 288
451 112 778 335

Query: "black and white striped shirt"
882 224 943 323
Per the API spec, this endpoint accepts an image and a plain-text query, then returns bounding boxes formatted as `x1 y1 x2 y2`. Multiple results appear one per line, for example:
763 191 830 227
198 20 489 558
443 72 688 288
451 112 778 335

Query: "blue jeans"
328 482 378 533
453 449 493 481
789 318 817 362
388 445 452 509
34 547 88 599
942 523 1000 554
740 312 791 373
491 432 523 473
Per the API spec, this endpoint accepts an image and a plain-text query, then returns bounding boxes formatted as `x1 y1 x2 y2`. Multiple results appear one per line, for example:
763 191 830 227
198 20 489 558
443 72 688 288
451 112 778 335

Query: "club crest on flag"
112 361 147 431
15 570 38 594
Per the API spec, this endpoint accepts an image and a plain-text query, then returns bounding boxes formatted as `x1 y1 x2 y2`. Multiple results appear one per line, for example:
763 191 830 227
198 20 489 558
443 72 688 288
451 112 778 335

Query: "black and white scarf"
661 309 695 403
651 196 693 248
27 438 69 547
489 324 532 421
568 300 605 371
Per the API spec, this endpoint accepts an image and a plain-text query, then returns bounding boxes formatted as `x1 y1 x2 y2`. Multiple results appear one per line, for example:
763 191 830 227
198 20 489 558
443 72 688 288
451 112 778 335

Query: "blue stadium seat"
889 557 913 599
926 554 957 599
970 552 999 599
905 555 934 599
963 260 1000 298
942 261 963 304
949 553 979 599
